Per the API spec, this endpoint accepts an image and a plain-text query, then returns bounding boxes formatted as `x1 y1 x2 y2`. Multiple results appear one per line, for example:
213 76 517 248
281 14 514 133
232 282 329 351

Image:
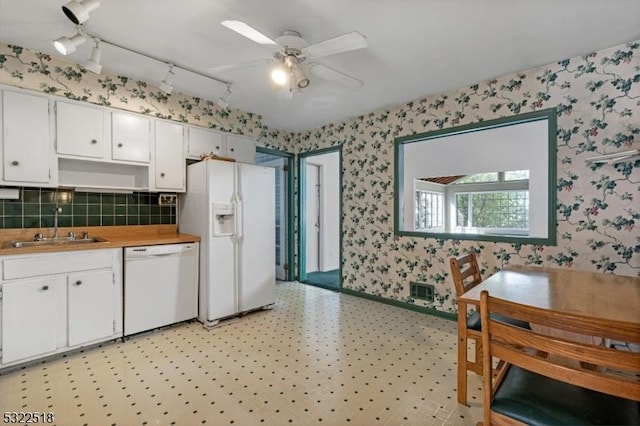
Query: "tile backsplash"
0 187 176 229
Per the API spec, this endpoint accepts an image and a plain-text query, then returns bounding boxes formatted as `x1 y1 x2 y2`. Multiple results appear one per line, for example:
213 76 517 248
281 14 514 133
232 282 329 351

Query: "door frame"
298 145 343 289
256 146 295 282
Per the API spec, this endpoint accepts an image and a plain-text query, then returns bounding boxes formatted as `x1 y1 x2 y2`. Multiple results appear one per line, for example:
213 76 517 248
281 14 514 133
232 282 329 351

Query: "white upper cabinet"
226 133 256 164
153 120 185 191
186 126 256 164
187 126 225 159
1 90 53 185
56 101 105 159
112 112 151 163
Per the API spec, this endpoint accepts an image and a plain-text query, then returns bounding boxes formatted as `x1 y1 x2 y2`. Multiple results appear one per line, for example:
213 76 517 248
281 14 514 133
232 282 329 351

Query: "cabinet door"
56 101 104 159
154 121 185 191
187 127 225 159
112 112 150 163
67 270 114 346
2 91 51 183
1 278 58 364
226 134 256 164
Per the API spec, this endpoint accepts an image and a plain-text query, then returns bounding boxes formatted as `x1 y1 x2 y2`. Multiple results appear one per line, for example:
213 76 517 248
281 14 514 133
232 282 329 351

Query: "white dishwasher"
124 243 199 336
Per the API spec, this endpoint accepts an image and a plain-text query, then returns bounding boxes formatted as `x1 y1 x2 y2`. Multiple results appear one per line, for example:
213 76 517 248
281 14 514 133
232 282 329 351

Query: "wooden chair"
450 253 484 405
451 253 530 405
480 290 640 425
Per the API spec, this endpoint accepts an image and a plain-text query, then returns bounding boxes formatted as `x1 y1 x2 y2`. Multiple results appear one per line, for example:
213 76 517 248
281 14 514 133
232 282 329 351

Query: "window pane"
469 191 529 229
456 193 469 227
504 170 530 181
415 190 444 229
454 173 499 184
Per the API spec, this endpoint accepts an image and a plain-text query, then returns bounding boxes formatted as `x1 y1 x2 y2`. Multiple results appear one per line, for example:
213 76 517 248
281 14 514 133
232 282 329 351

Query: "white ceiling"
1 0 639 132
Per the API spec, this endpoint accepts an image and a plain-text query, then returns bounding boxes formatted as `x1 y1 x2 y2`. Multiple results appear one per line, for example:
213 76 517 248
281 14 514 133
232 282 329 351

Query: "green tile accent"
0 186 177 229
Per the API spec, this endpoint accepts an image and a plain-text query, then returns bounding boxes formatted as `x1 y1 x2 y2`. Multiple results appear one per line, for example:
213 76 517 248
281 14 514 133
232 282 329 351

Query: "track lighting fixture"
61 0 100 25
217 84 233 109
52 1 231 99
84 38 102 74
53 28 86 55
158 64 175 94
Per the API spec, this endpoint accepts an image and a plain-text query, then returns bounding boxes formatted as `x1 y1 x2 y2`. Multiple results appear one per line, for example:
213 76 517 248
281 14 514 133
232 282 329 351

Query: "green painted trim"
546 111 558 246
297 155 306 282
393 107 558 246
287 157 296 281
298 145 343 289
256 146 294 158
256 146 296 281
394 107 557 145
340 288 457 321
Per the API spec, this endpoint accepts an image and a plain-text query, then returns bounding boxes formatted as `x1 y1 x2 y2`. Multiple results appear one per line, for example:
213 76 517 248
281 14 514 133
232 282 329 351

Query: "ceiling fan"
214 20 369 97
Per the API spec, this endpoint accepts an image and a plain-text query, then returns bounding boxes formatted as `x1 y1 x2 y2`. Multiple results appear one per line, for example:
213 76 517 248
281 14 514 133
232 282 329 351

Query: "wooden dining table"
456 267 640 404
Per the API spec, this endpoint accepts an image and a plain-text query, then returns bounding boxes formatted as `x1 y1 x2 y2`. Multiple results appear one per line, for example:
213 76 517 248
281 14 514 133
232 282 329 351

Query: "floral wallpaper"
1 40 638 315
292 40 640 313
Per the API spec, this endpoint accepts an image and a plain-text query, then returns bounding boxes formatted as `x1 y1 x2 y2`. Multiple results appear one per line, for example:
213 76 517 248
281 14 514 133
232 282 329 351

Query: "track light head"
53 30 86 55
158 64 175 94
217 84 232 109
84 38 102 74
62 0 100 25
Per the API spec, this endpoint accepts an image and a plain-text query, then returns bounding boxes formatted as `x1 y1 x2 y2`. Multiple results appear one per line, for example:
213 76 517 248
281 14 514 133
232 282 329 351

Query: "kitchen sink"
4 237 106 249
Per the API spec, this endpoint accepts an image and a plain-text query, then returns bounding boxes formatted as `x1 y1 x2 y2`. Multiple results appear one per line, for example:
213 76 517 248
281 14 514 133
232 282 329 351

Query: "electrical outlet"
159 194 177 205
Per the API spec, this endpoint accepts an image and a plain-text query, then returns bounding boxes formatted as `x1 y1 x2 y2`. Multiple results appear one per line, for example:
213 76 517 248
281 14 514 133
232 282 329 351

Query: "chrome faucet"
53 206 62 240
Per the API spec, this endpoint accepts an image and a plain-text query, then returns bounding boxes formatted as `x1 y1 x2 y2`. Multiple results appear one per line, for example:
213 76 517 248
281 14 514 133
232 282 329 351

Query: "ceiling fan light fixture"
53 30 86 55
291 67 310 89
84 38 102 74
270 66 289 87
62 0 100 25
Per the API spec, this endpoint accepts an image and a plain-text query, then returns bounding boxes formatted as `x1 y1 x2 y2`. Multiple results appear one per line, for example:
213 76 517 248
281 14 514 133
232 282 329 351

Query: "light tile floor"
0 282 483 425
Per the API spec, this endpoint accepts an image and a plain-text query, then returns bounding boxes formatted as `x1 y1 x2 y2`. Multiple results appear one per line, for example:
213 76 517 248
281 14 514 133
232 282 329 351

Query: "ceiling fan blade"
221 20 279 46
309 63 363 90
303 31 368 58
207 58 270 74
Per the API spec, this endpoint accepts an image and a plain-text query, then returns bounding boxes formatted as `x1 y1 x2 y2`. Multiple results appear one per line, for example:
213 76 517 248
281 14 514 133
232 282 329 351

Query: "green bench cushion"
492 366 640 425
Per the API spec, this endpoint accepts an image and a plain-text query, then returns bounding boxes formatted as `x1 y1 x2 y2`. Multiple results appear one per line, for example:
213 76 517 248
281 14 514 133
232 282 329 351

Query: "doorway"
255 147 294 282
299 146 341 290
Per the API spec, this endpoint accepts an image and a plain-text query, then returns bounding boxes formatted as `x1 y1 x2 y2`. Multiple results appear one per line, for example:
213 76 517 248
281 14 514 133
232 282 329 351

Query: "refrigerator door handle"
236 200 243 241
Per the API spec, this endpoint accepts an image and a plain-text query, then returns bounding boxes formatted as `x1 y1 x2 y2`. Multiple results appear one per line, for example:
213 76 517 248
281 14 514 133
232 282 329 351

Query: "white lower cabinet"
0 249 122 368
67 270 115 347
1 277 59 364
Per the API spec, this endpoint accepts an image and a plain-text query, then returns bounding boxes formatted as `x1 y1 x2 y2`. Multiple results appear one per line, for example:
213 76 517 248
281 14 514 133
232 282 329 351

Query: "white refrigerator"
179 159 276 327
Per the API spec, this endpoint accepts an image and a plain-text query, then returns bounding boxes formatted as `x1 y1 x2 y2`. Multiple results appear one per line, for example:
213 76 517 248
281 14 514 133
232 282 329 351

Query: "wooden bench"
479 290 640 425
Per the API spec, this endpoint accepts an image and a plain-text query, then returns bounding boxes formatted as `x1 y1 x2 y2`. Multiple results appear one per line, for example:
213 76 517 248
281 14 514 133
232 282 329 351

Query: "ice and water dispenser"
212 203 234 236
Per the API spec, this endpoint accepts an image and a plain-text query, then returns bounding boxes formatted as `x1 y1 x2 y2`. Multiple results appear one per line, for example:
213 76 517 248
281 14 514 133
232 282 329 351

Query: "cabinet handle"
160 172 165 177
75 280 82 286
41 285 49 291
215 145 220 149
90 139 98 144
11 160 19 166
117 143 123 148
230 148 235 152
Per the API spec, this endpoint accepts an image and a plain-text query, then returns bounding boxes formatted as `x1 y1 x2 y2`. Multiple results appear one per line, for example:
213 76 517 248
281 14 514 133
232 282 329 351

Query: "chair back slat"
450 253 482 296
480 290 640 426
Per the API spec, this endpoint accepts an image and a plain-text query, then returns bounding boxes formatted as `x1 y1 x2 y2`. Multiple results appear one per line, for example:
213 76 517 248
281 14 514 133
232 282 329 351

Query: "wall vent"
410 282 434 302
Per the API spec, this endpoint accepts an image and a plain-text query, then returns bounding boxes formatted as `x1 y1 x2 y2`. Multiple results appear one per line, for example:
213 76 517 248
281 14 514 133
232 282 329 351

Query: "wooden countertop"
0 225 200 256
